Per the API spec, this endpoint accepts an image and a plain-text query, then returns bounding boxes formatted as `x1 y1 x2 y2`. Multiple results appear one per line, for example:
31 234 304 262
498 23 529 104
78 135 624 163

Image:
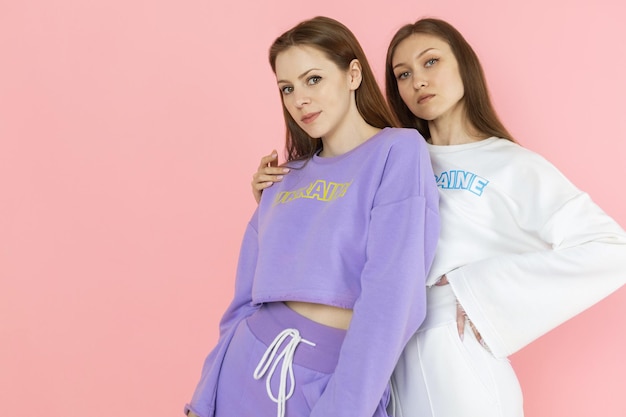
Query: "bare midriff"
285 301 353 330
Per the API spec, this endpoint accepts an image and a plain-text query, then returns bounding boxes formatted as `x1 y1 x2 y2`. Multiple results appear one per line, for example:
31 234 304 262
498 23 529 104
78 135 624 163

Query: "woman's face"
391 33 465 123
275 45 356 141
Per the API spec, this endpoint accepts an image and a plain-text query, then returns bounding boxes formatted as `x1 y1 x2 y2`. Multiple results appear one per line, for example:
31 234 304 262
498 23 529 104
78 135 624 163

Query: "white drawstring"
253 328 316 417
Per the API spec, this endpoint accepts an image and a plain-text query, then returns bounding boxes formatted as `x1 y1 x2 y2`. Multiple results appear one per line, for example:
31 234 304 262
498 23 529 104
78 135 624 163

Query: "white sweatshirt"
427 138 626 358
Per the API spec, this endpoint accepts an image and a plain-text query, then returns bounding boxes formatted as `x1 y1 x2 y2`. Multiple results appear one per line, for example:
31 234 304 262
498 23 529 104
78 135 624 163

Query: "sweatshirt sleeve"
310 133 440 417
447 159 626 359
184 210 261 417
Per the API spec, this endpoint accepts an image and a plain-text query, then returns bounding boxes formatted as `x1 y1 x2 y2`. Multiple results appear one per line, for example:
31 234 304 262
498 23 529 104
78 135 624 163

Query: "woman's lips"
301 111 321 124
418 94 434 104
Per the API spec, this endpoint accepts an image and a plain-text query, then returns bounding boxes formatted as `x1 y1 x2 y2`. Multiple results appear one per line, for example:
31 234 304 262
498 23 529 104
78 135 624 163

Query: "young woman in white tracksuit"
252 17 626 417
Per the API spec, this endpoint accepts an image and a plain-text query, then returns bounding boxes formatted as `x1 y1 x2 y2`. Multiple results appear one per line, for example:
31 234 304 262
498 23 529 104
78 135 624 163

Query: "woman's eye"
307 76 322 85
396 71 410 80
425 58 439 67
280 85 294 95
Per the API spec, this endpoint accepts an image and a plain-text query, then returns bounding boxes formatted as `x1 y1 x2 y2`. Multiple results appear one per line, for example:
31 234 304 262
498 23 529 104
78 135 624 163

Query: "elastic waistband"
247 302 346 374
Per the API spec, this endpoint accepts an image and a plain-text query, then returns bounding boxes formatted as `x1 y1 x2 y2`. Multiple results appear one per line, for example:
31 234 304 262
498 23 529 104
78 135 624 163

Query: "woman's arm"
447 170 626 358
310 131 440 417
185 213 262 417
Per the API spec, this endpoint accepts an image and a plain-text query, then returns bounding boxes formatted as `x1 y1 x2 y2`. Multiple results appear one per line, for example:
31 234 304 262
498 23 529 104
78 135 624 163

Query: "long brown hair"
385 18 515 142
269 16 399 162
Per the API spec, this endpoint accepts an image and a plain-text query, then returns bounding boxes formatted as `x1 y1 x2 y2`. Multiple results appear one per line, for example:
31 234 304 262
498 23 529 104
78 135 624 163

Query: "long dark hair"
385 18 515 142
269 16 399 162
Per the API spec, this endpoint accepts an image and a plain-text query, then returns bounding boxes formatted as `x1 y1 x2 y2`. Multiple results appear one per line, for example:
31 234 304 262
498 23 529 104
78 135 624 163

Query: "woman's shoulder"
374 127 428 153
489 139 564 175
484 138 582 200
371 128 432 177
383 127 425 141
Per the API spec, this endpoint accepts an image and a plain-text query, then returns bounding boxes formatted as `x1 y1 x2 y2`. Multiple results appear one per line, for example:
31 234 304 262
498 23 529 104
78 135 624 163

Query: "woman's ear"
348 59 363 90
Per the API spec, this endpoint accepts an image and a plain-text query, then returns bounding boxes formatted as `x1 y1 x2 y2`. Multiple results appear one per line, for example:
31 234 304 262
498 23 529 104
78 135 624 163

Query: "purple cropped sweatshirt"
185 127 440 417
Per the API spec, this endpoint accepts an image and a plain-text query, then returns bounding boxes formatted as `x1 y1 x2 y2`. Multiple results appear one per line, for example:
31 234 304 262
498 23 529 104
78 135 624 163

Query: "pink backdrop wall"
1 0 624 416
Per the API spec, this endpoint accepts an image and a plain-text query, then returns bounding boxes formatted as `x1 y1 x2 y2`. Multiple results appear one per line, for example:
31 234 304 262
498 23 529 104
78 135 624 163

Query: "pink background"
1 0 625 416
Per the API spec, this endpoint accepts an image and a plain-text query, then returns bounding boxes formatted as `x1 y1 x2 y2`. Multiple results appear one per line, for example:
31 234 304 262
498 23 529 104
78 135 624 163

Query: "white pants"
389 285 524 417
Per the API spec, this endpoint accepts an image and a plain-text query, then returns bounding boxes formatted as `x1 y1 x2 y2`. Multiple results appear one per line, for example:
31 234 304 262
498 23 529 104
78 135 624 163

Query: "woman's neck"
427 111 487 146
318 117 381 157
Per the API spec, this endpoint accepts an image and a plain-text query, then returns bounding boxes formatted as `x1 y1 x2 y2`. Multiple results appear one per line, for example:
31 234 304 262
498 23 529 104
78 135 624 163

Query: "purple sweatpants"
214 302 391 417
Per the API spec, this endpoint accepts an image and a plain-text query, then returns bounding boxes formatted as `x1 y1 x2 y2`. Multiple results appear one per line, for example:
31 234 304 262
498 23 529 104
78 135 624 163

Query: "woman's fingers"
251 151 290 203
468 319 481 342
252 167 289 188
257 150 278 169
467 319 491 352
456 300 466 341
456 299 491 352
435 275 449 286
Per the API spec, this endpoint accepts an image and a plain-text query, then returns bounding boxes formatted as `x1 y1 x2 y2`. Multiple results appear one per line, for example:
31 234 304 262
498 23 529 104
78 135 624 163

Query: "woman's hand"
187 411 200 417
435 275 489 351
251 150 290 203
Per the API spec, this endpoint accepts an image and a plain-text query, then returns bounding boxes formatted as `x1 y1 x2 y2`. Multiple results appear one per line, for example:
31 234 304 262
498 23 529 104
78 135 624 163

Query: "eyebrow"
392 48 436 70
277 68 322 84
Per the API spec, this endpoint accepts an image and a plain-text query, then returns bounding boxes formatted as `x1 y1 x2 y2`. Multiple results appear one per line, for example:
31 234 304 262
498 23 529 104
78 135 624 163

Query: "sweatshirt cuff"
446 267 509 359
184 403 210 417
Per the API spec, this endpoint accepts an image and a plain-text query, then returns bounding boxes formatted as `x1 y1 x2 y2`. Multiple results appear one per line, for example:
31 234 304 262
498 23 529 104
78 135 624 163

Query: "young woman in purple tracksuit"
185 16 440 417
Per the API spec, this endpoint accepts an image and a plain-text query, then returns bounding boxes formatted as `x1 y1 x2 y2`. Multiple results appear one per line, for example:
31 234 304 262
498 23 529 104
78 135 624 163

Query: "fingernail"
276 175 284 180
282 168 290 173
